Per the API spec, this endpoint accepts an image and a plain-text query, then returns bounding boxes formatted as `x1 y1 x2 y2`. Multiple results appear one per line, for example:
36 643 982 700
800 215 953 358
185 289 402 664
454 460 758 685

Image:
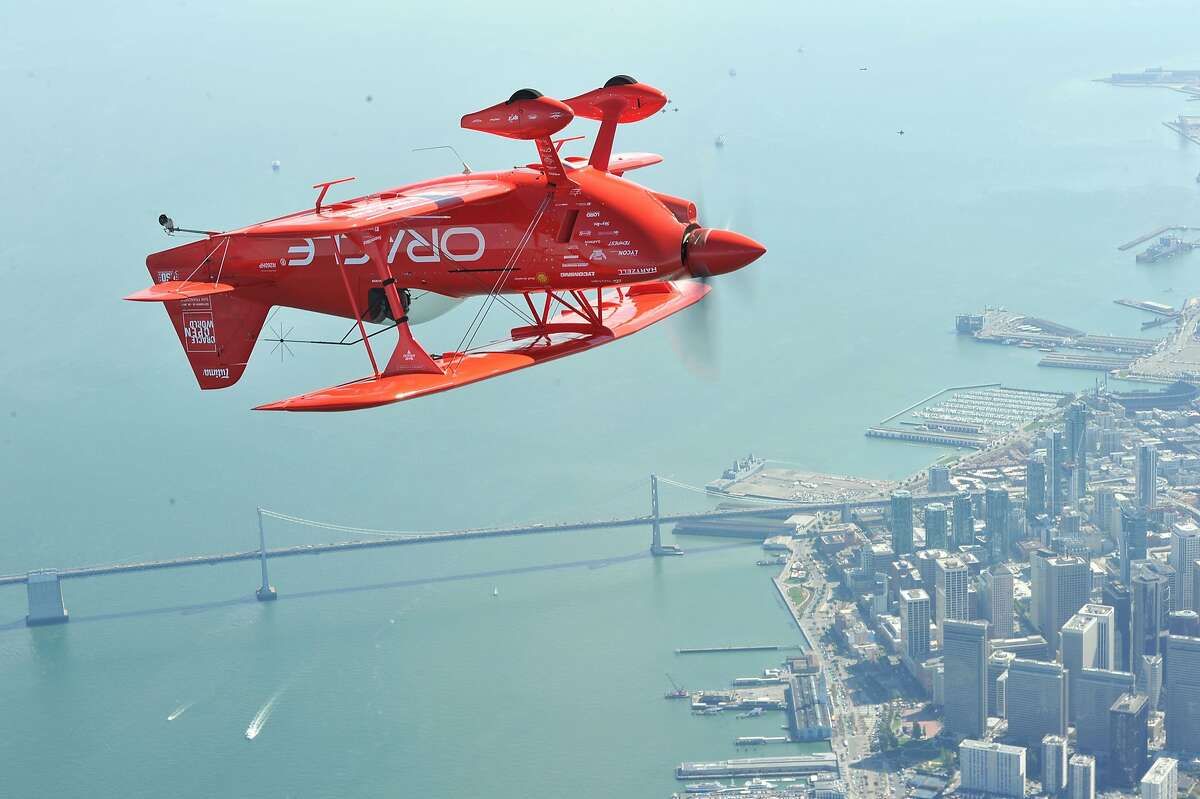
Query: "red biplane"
129 76 766 411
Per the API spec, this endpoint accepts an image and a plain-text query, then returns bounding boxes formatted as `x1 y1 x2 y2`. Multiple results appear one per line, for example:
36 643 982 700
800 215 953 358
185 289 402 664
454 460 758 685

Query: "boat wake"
167 701 194 722
245 691 282 741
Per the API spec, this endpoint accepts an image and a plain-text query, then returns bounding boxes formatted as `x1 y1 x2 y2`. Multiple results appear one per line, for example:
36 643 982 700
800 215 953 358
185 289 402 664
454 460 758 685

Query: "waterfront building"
935 557 969 640
1136 443 1158 510
1165 635 1200 752
1026 456 1047 523
891 490 914 556
1072 668 1134 758
1033 549 1091 657
924 503 948 550
899 588 931 661
1042 734 1068 796
1169 522 1200 611
1004 658 1067 744
1059 615 1099 722
986 486 1011 563
942 619 988 739
928 464 951 493
981 565 1015 640
988 650 1014 717
1108 692 1149 789
1132 563 1171 675
1069 754 1096 799
1103 582 1132 672
1139 757 1178 799
953 491 973 549
959 739 1025 799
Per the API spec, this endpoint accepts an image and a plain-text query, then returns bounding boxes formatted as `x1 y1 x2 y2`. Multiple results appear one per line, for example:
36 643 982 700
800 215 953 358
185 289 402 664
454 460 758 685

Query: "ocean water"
1 0 1199 795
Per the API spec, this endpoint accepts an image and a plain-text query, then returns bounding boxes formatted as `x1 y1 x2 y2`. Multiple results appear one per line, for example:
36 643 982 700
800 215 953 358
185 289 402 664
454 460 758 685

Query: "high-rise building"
1042 734 1068 796
899 588 931 661
1136 444 1158 511
1033 550 1091 657
1069 754 1096 799
1169 610 1200 637
1138 655 1162 710
981 565 1015 640
1121 508 1150 586
1066 401 1089 503
1027 457 1047 522
1072 668 1134 758
924 503 948 550
1132 563 1171 675
1170 522 1200 611
928 464 951 493
942 619 988 739
1103 582 1132 672
1165 635 1200 752
959 739 1026 798
953 491 973 548
1100 428 1122 457
892 490 914 556
1077 604 1116 671
1049 429 1066 516
1005 658 1067 744
1108 692 1149 789
1094 487 1118 535
988 650 1014 717
987 487 1011 563
1140 757 1178 799
935 556 969 639
1060 615 1100 722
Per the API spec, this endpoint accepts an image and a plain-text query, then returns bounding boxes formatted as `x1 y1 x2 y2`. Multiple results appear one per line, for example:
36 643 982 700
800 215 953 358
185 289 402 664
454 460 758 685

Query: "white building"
1068 754 1095 799
1140 756 1178 799
959 739 1025 798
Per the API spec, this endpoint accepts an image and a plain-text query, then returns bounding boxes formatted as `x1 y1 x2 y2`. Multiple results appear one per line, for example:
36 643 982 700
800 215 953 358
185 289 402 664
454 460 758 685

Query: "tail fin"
136 239 270 390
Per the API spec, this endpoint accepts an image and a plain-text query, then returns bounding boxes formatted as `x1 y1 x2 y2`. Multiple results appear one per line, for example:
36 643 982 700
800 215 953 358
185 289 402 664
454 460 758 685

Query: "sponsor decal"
618 267 657 276
182 312 217 352
201 367 230 379
156 270 178 283
561 270 595 278
588 249 607 261
615 249 639 257
257 261 276 271
386 226 485 264
536 272 549 285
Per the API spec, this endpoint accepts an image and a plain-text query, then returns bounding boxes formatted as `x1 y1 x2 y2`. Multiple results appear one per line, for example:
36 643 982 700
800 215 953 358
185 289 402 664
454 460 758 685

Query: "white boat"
492 587 499 597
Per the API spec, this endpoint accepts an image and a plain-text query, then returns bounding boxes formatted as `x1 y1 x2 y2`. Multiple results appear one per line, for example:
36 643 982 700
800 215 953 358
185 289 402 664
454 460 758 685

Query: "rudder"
159 291 269 389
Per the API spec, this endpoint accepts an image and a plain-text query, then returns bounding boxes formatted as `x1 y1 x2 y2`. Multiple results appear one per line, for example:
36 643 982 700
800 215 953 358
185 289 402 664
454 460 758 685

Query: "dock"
676 644 787 655
676 753 839 780
1039 353 1136 372
1118 225 1200 251
1115 299 1177 316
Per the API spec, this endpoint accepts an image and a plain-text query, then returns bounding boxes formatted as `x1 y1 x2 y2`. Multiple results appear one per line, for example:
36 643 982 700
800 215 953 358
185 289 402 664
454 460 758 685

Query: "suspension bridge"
10 475 961 626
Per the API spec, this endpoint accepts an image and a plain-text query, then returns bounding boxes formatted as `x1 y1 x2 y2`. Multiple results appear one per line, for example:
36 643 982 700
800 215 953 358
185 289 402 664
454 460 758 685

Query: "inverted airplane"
129 76 766 411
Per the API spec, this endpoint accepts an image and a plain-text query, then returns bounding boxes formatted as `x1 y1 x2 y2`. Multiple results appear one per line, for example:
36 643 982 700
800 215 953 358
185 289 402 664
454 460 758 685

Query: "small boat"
492 587 499 597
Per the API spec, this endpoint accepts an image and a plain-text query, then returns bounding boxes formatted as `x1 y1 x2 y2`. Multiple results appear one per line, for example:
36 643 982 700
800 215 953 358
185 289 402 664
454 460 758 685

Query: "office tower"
1060 615 1100 722
1165 635 1200 752
1027 457 1047 522
892 490 914 556
1138 655 1162 710
953 491 973 548
986 487 1011 563
1005 658 1067 744
988 650 1014 717
1132 563 1171 675
1137 444 1158 510
943 620 988 738
1049 429 1065 516
1195 561 1200 626
1034 550 1091 657
1069 754 1096 799
959 739 1026 799
899 588 931 660
1094 487 1117 535
924 503 948 550
1170 522 1200 611
1077 604 1115 671
1140 757 1178 799
1120 508 1150 585
1072 668 1134 757
929 464 951 493
1043 734 1068 796
1169 610 1200 637
1108 692 1149 789
1104 581 1132 672
1100 428 1122 457
1066 401 1089 503
981 565 1015 639
935 557 969 639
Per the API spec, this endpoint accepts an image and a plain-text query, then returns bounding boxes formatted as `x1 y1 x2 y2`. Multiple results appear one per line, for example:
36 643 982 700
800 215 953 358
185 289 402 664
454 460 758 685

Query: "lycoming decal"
561 270 595 277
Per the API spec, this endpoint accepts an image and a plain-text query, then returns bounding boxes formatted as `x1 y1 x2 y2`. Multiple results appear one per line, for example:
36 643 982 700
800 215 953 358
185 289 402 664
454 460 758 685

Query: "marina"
867 384 1066 449
675 754 840 780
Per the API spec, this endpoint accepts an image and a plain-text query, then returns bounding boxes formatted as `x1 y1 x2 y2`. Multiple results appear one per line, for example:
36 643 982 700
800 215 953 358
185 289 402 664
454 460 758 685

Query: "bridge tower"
26 569 68 626
255 509 278 601
650 474 683 556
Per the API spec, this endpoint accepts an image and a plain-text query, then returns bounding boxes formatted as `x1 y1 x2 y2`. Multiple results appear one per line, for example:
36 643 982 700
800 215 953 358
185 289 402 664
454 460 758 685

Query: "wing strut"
349 233 441 377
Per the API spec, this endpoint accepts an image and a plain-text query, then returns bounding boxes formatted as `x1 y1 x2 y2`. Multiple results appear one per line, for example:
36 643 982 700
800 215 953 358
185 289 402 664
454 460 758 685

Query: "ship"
706 454 766 494
1136 236 1195 264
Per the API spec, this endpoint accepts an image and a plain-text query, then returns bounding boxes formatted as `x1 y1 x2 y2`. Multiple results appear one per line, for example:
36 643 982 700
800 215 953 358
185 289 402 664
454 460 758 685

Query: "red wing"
234 179 514 238
255 281 708 411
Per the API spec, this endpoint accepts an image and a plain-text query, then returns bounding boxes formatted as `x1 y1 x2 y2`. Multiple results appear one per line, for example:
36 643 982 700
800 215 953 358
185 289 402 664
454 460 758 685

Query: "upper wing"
233 179 514 238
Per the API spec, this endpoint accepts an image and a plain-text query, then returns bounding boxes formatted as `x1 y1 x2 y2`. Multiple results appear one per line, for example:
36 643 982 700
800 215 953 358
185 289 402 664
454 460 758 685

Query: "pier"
676 644 788 655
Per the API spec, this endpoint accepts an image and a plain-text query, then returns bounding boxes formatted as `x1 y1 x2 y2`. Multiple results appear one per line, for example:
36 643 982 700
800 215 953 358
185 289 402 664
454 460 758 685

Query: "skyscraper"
1132 563 1170 675
892 489 914 556
988 650 1014 717
1033 550 1091 657
1066 401 1089 504
959 739 1026 798
1027 456 1047 522
1138 655 1162 710
986 486 1011 563
1094 486 1118 535
1068 754 1096 799
1103 581 1132 673
1077 604 1115 671
1060 615 1099 722
942 619 988 738
1169 522 1200 611
1165 635 1200 752
953 491 973 548
1136 443 1158 511
981 565 1015 640
1121 508 1150 586
1004 658 1067 744
928 464 951 493
924 503 948 550
1108 692 1149 789
935 556 969 640
1072 668 1134 758
1049 429 1065 516
1140 757 1178 799
899 588 931 661
1042 734 1068 797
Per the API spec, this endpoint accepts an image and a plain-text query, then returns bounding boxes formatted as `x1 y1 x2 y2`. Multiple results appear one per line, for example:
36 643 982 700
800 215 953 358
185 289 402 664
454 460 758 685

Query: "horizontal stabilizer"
125 280 235 302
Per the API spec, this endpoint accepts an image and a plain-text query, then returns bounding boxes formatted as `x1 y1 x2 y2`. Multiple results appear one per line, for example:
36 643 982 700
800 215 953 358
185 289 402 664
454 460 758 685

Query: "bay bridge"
9 475 961 626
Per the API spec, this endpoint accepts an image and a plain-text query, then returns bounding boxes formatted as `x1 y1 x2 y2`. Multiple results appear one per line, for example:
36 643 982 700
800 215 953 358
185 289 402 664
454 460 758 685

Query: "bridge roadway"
0 492 961 587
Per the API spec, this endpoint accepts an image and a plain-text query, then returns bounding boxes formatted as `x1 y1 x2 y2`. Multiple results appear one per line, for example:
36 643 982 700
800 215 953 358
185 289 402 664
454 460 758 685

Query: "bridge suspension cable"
259 509 428 539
